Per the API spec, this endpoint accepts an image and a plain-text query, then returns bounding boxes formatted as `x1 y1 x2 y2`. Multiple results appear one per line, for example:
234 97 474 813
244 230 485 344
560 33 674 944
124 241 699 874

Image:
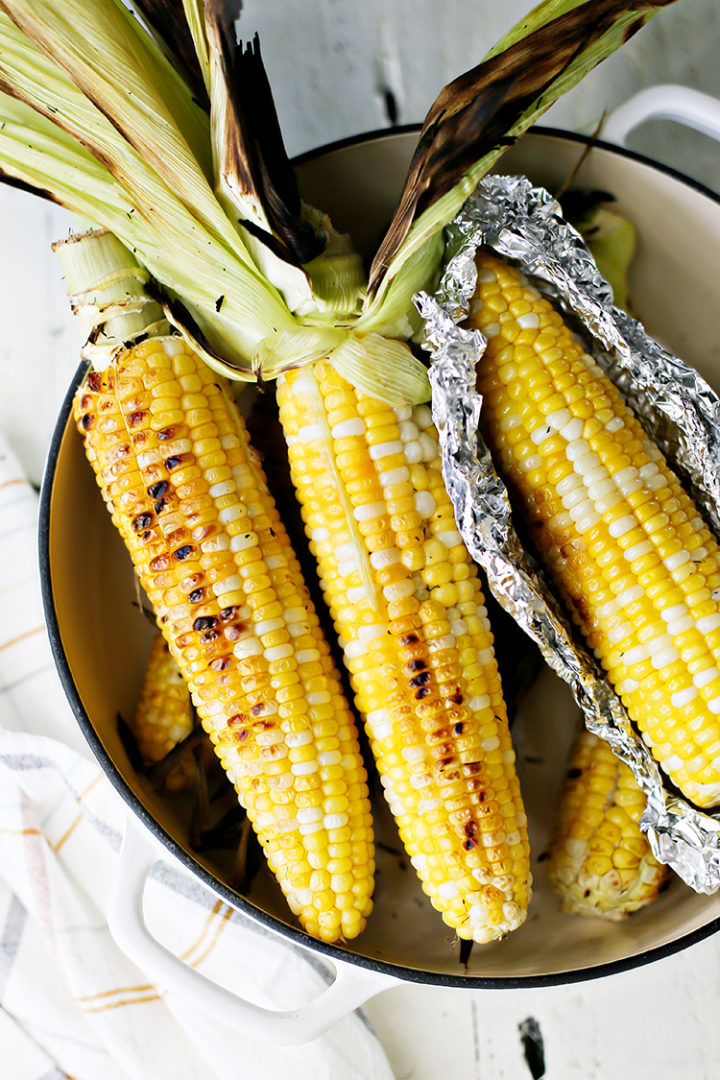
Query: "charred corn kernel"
545 729 669 918
75 341 374 942
468 251 720 809
277 361 531 943
131 631 194 791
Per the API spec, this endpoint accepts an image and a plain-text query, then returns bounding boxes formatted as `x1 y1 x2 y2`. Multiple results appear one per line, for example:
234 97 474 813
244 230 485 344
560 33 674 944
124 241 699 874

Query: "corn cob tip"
545 730 669 920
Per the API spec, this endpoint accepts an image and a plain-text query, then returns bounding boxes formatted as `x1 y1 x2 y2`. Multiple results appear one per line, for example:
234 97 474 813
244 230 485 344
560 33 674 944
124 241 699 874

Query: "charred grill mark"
158 427 176 441
227 713 248 727
128 410 145 427
188 588 205 604
148 480 169 499
210 656 231 672
132 512 153 532
415 686 431 699
87 370 103 392
193 616 218 632
400 634 419 646
453 721 465 735
368 0 675 296
409 671 431 689
80 413 94 430
154 498 166 514
164 455 183 470
173 544 193 560
406 659 427 672
201 629 218 643
220 606 237 620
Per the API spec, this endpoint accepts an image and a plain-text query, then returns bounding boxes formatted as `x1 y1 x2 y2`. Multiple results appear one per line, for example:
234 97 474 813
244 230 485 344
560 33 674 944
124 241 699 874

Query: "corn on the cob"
467 250 720 809
276 361 531 943
545 729 668 918
75 334 374 943
132 631 194 791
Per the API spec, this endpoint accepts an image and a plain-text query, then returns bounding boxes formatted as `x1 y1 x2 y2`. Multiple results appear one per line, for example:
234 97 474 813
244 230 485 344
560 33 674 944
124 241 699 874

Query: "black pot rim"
39 123 720 992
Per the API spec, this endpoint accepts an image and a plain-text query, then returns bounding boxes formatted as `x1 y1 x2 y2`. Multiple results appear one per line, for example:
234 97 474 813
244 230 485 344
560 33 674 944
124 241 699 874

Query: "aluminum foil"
415 173 720 893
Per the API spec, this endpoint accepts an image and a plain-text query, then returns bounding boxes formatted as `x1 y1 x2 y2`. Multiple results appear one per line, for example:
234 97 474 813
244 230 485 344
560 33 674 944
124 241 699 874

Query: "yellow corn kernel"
277 360 531 943
468 251 720 809
545 729 669 918
131 631 194 791
74 341 374 942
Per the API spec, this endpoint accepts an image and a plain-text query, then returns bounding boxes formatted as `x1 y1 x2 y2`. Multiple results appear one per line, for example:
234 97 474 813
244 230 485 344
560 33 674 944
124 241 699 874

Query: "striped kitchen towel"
0 432 394 1080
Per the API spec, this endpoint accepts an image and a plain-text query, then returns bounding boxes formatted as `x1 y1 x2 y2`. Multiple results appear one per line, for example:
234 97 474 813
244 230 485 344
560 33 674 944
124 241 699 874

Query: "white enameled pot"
40 87 720 1044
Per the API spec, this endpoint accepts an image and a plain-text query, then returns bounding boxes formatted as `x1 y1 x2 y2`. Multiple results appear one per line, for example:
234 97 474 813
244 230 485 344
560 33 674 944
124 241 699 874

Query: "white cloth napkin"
0 432 394 1080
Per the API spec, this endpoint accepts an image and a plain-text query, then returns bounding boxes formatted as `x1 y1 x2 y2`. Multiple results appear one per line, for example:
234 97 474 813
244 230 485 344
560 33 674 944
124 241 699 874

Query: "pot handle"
603 84 720 148
107 815 399 1045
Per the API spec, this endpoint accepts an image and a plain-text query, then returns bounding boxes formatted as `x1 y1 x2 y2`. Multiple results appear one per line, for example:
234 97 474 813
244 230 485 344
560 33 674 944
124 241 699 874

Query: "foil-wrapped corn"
467 250 720 810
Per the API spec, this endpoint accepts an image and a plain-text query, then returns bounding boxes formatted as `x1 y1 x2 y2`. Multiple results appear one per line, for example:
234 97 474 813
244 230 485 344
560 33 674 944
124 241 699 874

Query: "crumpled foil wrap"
415 173 720 893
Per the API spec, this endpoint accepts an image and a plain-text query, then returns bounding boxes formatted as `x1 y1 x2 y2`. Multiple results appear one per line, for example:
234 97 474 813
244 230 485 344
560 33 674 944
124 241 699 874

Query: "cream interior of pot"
46 131 720 981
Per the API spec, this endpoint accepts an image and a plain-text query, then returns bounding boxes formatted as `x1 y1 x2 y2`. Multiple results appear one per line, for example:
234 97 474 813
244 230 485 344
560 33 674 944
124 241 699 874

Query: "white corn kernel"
560 418 585 442
415 491 436 518
411 405 433 429
547 408 571 430
379 466 410 486
399 421 419 442
694 668 720 688
665 551 690 571
625 540 653 562
353 501 386 521
369 440 403 461
671 687 698 708
292 761 319 776
609 515 636 539
697 613 720 634
266 643 293 661
557 473 582 496
233 638 262 659
209 480 235 498
331 418 365 439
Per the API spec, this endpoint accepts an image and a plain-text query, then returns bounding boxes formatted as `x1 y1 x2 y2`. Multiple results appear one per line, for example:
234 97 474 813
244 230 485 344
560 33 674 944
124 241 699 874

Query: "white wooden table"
4 1 720 1075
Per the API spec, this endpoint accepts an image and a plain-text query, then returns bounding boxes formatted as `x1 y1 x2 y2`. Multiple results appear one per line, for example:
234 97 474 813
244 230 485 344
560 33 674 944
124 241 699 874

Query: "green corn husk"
0 0 680 401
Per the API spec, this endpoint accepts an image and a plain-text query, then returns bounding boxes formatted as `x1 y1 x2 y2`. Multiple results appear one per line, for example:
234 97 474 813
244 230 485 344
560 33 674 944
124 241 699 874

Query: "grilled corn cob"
132 631 194 791
276 361 531 943
545 729 668 918
467 250 720 809
66 233 374 943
